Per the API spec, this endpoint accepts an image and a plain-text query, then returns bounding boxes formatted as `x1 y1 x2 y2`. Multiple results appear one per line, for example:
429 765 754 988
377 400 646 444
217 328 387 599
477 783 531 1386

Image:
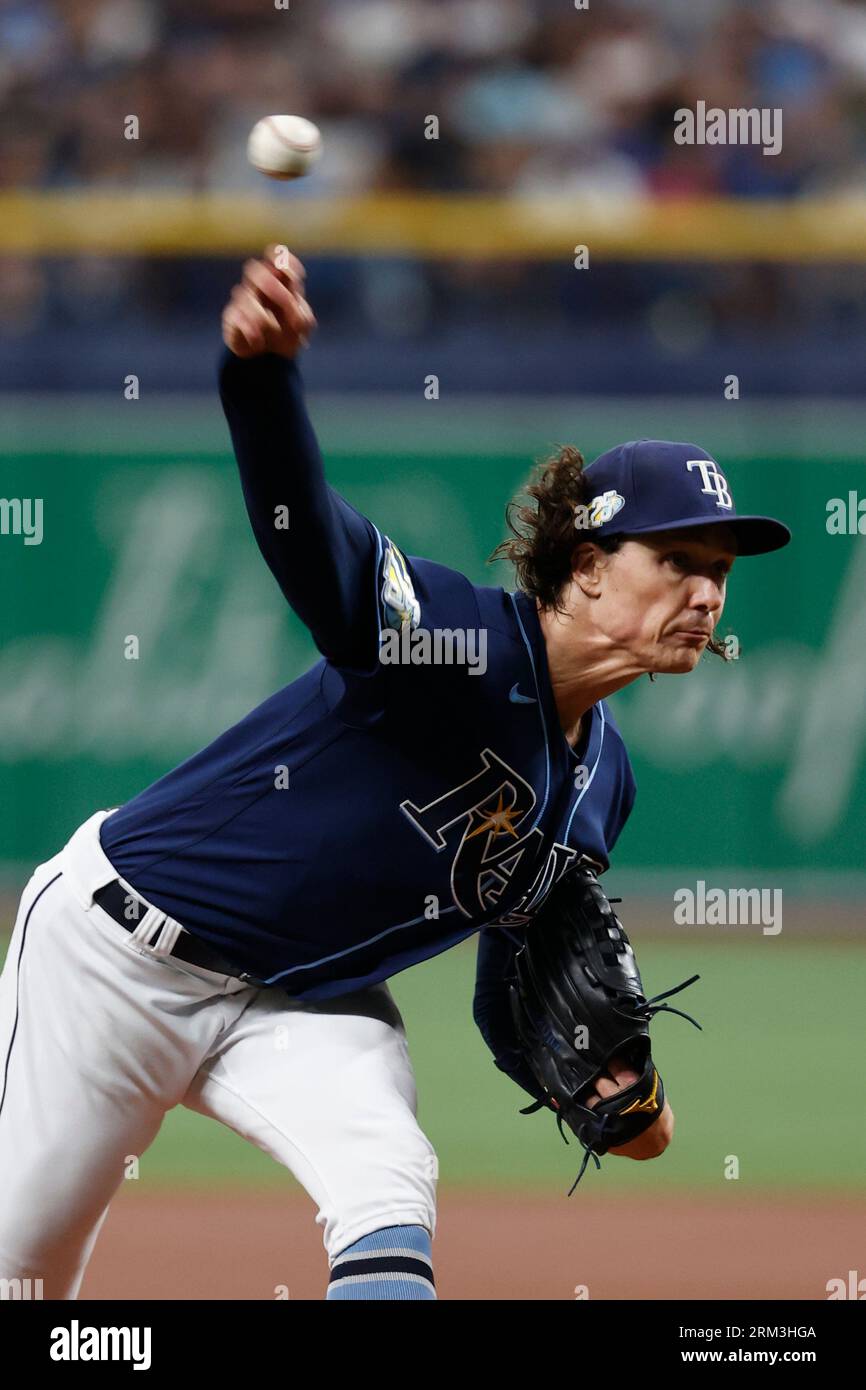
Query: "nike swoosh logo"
509 684 537 705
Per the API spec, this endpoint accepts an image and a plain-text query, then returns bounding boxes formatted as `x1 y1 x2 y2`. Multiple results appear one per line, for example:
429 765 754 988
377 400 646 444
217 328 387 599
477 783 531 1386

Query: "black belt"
92 880 261 984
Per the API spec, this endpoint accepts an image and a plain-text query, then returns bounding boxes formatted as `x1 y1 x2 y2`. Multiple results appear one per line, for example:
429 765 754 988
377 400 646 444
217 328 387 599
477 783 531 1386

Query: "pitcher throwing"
0 247 790 1300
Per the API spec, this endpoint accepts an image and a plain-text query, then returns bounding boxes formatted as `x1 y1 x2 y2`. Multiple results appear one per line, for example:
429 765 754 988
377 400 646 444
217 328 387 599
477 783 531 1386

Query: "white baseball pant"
0 811 437 1298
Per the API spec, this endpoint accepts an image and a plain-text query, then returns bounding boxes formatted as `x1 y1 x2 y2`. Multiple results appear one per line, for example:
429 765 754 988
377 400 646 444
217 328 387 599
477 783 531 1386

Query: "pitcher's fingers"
582 1078 607 1110
592 1074 622 1100
224 305 264 355
241 264 313 336
264 244 306 288
228 289 276 349
298 299 317 332
242 259 298 317
233 283 283 334
606 1056 640 1087
584 1068 638 1110
260 247 304 297
278 292 316 338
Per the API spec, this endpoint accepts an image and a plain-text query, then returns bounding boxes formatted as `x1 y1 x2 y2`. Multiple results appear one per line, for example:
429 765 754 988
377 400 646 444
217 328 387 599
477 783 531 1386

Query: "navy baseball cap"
577 441 791 556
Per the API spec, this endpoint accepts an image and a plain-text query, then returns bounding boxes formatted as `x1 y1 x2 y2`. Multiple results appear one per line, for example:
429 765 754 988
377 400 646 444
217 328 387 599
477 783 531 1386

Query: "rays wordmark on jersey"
400 748 586 926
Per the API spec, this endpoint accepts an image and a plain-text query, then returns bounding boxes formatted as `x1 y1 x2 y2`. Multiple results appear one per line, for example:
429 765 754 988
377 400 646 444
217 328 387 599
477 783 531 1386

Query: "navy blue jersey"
101 351 637 1012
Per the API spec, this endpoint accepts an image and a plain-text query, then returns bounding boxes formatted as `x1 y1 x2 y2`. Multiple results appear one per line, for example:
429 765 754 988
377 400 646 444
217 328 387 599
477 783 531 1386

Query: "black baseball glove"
509 865 701 1192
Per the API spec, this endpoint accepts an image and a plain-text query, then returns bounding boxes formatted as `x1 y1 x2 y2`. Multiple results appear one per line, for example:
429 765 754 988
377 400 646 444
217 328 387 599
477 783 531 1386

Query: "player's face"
593 526 737 675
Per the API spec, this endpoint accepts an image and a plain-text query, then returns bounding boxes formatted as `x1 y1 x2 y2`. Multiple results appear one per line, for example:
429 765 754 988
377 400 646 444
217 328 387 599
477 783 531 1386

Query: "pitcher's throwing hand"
222 245 317 359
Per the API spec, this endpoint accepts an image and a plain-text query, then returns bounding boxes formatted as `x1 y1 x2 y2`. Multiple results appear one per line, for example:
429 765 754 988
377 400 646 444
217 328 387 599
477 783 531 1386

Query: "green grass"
395 936 866 1194
2 927 863 1194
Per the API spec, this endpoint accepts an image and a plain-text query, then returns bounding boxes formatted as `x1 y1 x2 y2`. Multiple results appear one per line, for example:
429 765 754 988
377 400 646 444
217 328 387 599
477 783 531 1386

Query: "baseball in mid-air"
247 115 322 180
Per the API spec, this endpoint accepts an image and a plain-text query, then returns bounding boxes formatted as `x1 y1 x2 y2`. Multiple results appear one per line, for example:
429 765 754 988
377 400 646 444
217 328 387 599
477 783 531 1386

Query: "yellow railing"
1 192 864 259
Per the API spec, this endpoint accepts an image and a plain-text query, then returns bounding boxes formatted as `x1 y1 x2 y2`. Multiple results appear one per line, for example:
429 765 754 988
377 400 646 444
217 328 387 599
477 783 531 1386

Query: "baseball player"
0 248 790 1301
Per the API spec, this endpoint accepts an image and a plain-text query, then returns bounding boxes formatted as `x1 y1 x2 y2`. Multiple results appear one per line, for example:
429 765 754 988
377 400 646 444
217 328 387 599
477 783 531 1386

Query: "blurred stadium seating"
1 0 866 389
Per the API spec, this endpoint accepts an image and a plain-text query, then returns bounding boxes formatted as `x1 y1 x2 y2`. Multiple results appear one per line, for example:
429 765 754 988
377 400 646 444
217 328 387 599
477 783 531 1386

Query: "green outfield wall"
1 393 863 894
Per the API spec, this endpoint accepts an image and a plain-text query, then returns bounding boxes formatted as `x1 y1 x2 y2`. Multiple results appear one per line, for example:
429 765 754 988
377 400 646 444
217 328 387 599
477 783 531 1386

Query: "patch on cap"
574 490 626 531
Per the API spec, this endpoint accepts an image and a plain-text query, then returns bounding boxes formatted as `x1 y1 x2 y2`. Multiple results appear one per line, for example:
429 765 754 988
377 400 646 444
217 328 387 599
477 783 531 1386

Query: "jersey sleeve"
219 348 385 670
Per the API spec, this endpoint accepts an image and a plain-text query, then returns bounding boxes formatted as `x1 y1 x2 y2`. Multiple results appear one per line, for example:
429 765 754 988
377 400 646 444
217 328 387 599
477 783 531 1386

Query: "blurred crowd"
2 0 866 389
3 0 866 197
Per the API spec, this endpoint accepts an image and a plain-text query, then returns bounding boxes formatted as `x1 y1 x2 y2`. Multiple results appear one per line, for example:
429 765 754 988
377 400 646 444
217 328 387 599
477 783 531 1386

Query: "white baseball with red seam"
247 115 322 180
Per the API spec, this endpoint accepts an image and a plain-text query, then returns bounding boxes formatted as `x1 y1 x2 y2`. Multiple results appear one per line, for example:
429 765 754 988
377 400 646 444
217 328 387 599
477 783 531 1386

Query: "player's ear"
571 541 607 597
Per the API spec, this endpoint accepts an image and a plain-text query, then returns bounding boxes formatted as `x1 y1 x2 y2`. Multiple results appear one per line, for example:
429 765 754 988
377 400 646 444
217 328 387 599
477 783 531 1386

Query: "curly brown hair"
490 445 731 664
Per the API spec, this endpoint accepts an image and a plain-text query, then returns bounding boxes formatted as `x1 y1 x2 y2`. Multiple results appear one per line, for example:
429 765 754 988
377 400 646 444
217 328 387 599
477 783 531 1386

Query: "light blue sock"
326 1224 436 1300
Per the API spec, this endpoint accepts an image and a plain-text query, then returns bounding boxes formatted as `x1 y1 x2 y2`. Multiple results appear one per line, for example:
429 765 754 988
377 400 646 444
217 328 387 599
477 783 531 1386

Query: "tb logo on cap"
686 459 733 510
